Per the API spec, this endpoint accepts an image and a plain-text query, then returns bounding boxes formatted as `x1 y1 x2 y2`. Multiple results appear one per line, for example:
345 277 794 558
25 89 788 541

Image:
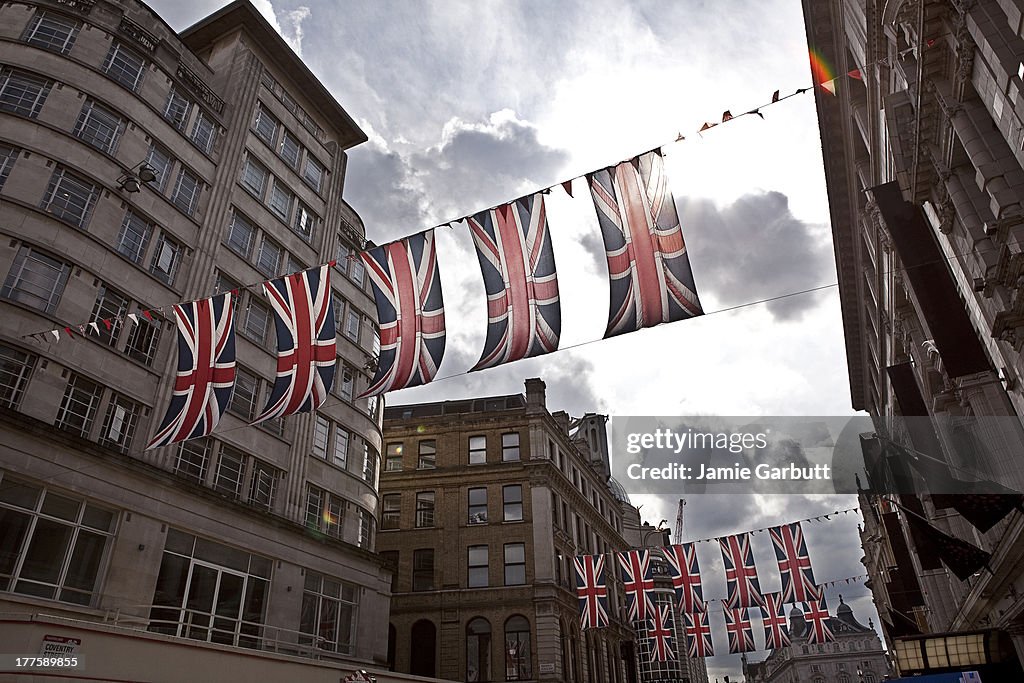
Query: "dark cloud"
678 192 833 321
345 146 432 243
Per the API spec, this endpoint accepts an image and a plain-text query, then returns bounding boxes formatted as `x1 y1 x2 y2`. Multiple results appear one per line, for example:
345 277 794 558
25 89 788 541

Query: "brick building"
0 0 399 679
377 378 640 682
803 0 1024 677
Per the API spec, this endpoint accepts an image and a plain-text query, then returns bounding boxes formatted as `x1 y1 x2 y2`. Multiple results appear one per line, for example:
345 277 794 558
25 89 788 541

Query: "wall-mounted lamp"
117 161 160 193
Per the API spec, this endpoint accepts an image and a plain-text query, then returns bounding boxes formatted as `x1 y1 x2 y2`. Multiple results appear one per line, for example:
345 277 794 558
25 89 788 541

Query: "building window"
163 87 191 130
103 42 145 91
293 202 318 241
148 529 270 648
190 110 217 154
144 144 173 193
252 103 279 145
381 494 400 530
116 210 152 264
357 508 373 549
300 572 358 654
335 365 353 404
175 439 211 484
0 144 19 190
268 180 293 222
91 283 129 346
503 485 523 522
415 491 435 528
73 99 124 154
225 211 256 258
42 168 98 228
149 233 182 285
502 432 520 462
279 130 300 168
504 544 526 586
123 316 161 365
303 155 324 192
412 549 434 591
214 447 245 498
345 309 360 342
256 237 283 277
242 298 270 345
458 545 490 595
418 440 436 469
23 11 80 54
349 257 365 288
468 487 487 525
466 618 491 682
504 616 532 681
468 435 486 464
248 460 276 510
97 392 140 453
332 425 349 469
305 485 343 539
230 367 259 420
240 156 269 198
312 415 329 459
171 168 202 216
0 68 52 117
385 443 403 471
0 476 114 605
55 373 102 437
362 442 377 483
0 344 35 409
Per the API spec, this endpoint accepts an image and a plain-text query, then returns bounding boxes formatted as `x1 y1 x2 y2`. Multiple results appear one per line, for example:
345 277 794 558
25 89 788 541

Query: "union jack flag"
803 597 834 644
587 149 702 338
359 230 446 397
617 549 656 622
467 194 560 370
720 533 765 609
253 265 335 423
769 522 822 604
574 554 609 629
760 592 791 649
723 605 756 654
663 542 705 613
683 610 714 657
147 293 235 449
648 604 677 662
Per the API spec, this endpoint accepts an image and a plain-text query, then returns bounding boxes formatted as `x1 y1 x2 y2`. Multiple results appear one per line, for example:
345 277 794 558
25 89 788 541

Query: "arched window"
466 618 491 682
504 615 532 681
410 619 436 677
837 673 851 683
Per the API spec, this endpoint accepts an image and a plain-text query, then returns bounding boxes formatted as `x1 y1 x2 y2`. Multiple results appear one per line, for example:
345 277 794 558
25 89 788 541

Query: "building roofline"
178 0 367 150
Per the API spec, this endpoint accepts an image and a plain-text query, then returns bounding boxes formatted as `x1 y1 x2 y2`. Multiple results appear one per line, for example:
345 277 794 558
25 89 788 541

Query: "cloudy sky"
155 0 877 677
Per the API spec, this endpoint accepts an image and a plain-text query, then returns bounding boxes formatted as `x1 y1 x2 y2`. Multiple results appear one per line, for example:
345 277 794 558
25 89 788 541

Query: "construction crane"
675 498 686 544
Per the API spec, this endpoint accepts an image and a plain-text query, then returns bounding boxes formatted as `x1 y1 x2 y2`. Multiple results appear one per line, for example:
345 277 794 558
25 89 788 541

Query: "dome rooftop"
607 477 632 504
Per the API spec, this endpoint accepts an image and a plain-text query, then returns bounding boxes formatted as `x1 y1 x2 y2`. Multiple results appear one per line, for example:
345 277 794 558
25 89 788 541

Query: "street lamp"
117 161 160 193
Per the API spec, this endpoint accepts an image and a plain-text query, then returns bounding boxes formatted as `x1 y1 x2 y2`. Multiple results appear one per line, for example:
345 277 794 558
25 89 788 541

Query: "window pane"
55 373 102 437
215 448 245 497
225 212 256 258
241 157 268 197
149 234 181 285
42 168 97 228
116 210 152 264
0 344 36 409
502 432 520 461
91 284 129 346
268 180 293 221
171 168 202 216
24 12 80 54
293 202 317 240
145 145 173 193
62 529 106 591
230 368 259 420
469 435 486 464
0 68 53 117
191 110 217 154
279 131 300 168
18 518 72 584
418 441 436 469
124 317 161 365
256 238 282 276
103 43 145 91
303 156 324 192
163 87 191 130
253 104 278 145
0 508 31 579
98 393 140 452
74 100 124 154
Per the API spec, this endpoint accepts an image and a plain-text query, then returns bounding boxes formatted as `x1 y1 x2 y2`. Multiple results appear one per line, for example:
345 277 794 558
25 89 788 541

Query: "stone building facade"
802 0 1024 677
742 598 889 683
377 378 639 682
0 0 394 678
